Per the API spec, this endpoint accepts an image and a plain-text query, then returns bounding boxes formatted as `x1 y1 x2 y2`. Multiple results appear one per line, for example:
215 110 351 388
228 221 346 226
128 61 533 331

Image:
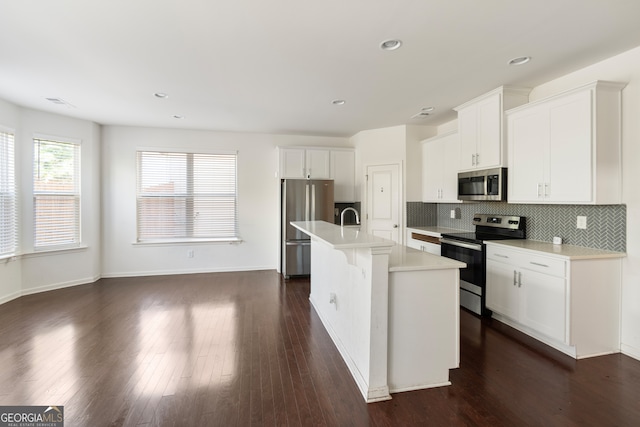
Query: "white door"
366 164 401 243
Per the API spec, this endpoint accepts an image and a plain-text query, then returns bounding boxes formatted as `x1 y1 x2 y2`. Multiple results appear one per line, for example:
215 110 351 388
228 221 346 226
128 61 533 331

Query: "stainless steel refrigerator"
281 179 334 278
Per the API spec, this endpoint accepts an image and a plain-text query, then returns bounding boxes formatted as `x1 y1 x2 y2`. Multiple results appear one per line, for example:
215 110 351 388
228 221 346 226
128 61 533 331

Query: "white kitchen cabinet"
421 131 460 203
330 149 355 202
406 229 441 255
455 86 530 172
485 241 622 359
487 246 566 343
278 147 331 179
507 80 625 204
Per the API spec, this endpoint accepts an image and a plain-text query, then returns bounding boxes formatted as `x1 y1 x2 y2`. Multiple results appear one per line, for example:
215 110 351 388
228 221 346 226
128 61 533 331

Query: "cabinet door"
306 149 331 179
422 132 460 202
486 260 519 320
520 269 566 343
279 148 306 178
547 89 592 203
330 150 355 201
458 106 478 171
508 106 548 203
476 93 502 168
422 139 444 201
441 133 461 201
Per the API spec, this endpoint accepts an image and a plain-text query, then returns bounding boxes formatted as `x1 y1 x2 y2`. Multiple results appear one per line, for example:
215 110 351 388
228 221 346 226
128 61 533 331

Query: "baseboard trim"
0 275 101 306
621 343 640 361
101 266 273 278
0 290 22 306
20 275 101 297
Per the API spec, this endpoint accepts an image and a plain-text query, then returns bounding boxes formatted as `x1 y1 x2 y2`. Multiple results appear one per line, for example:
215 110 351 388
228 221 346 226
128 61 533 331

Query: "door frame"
364 162 403 245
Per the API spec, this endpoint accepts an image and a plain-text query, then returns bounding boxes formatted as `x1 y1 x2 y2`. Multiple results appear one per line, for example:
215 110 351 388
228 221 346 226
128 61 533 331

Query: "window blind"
0 130 17 258
136 150 239 242
33 138 81 249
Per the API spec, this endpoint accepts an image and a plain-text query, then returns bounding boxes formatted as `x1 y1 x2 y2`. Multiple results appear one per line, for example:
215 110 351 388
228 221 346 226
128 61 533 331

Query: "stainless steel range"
440 214 526 316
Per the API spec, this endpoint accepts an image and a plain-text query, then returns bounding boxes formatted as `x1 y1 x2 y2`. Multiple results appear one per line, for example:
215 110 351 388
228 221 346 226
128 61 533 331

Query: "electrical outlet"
577 216 587 229
188 250 194 258
450 209 456 219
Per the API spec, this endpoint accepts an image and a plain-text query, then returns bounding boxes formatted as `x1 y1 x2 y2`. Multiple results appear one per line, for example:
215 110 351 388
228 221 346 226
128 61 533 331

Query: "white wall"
0 102 102 302
101 126 349 277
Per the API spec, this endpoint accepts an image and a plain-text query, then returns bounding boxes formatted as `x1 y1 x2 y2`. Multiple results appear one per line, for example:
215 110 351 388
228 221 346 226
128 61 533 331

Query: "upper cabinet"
330 149 356 202
278 146 356 201
455 86 530 172
507 81 625 205
421 131 461 203
278 147 331 179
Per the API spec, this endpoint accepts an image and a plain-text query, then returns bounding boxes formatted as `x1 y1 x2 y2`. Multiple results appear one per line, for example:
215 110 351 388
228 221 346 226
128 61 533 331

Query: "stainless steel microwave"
457 167 507 201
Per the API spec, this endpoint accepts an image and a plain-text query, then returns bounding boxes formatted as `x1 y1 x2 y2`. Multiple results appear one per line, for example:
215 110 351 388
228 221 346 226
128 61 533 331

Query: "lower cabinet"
485 242 622 359
406 229 441 255
488 259 565 343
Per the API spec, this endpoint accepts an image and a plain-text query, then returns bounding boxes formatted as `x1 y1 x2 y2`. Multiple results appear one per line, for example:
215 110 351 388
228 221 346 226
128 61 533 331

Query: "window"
33 137 81 249
0 129 17 258
136 150 239 242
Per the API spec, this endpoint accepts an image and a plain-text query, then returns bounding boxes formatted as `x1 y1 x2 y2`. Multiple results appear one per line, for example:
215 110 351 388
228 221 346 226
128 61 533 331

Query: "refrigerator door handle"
311 184 316 221
305 183 310 221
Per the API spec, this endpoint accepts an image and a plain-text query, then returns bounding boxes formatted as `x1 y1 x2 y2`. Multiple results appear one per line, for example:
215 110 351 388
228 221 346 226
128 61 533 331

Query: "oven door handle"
440 238 483 252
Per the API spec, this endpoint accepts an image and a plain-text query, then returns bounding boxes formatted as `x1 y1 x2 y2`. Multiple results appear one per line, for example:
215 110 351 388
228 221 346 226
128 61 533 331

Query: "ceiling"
2 0 640 138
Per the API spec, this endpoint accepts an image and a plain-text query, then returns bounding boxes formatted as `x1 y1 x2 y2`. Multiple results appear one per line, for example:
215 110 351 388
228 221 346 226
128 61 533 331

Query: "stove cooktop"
440 231 521 244
441 214 526 244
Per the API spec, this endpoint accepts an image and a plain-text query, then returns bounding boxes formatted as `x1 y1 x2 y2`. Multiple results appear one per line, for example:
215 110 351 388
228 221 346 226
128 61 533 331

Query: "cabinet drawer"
486 245 565 277
521 254 565 277
486 245 520 262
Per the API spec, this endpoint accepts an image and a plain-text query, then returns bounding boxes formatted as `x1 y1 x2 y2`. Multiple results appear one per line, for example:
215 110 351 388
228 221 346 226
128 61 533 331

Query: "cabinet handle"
537 183 543 198
494 254 509 258
518 271 522 287
530 261 549 268
472 154 476 166
513 270 517 286
476 153 479 165
544 183 549 197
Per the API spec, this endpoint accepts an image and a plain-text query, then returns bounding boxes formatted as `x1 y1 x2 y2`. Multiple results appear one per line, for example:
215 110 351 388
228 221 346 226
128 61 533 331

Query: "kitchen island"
291 221 465 402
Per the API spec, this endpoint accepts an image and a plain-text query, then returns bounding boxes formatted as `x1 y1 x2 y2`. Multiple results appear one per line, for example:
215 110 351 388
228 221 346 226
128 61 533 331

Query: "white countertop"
292 221 467 272
407 226 466 236
485 239 626 260
291 221 395 249
388 245 466 272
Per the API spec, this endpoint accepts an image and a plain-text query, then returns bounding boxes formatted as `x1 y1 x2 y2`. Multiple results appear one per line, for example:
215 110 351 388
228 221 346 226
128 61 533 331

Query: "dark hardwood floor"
1 270 639 426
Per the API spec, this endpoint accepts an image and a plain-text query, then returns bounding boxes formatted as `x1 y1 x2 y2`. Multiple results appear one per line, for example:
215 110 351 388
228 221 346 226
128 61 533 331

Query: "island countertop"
291 221 395 249
388 245 466 272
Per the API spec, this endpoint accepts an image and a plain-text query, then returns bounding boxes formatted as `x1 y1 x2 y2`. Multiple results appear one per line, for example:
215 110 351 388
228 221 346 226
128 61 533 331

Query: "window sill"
12 245 89 260
132 238 243 247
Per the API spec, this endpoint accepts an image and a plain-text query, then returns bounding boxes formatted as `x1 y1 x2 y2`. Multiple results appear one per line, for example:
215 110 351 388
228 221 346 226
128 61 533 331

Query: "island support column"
309 240 393 403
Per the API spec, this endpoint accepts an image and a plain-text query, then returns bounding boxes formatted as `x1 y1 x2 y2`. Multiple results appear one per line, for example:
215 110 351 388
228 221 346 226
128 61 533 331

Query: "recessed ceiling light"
331 99 346 105
154 92 169 98
380 39 402 51
508 56 531 66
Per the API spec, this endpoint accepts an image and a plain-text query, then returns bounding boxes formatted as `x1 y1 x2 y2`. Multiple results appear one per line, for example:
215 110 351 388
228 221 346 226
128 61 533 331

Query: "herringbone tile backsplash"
406 202 626 252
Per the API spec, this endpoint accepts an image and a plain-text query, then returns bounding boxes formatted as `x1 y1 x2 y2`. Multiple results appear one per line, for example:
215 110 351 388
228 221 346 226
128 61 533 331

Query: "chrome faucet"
340 207 360 227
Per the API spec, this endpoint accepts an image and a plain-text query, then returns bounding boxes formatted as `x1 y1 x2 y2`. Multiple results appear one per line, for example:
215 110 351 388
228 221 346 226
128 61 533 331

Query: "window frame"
135 148 240 244
0 126 17 259
32 135 82 251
